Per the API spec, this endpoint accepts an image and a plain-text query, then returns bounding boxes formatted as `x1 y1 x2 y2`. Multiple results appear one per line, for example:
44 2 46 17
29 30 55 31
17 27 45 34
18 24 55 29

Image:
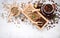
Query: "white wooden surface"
0 0 60 38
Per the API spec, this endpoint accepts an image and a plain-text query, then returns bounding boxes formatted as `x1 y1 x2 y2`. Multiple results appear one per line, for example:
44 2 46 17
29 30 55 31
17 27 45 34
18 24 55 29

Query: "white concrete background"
0 0 60 38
